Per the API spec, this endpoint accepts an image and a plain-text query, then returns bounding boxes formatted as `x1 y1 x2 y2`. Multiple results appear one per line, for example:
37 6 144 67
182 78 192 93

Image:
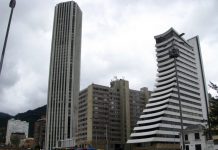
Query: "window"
58 141 61 147
195 144 201 150
185 145 189 150
195 133 200 140
185 134 188 141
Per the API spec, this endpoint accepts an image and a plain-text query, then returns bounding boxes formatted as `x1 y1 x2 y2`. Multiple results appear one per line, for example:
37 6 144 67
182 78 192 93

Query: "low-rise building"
183 124 214 150
10 132 26 147
20 138 35 149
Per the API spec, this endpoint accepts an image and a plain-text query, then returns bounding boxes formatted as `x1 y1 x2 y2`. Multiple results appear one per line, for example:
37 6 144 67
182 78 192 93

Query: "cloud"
0 0 53 114
0 0 218 115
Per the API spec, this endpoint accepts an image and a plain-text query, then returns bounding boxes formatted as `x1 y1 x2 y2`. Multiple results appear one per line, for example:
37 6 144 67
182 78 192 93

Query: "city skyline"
0 0 218 115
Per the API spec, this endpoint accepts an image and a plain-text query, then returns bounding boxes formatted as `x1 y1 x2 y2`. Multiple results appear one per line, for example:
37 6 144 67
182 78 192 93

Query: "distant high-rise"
34 116 46 149
127 28 209 150
6 119 29 145
45 1 82 149
77 79 151 150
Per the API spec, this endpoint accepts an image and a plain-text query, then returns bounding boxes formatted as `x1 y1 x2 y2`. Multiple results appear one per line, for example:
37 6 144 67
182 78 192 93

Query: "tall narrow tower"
45 1 82 149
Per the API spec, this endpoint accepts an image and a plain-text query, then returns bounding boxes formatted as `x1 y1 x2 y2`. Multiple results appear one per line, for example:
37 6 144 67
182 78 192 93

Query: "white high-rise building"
45 1 82 149
5 119 29 145
127 28 209 150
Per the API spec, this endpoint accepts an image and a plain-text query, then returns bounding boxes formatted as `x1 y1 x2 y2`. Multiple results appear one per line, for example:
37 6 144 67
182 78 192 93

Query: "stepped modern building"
45 1 82 150
127 28 209 150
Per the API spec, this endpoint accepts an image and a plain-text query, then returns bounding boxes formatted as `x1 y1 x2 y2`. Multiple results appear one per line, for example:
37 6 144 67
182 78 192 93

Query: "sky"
0 0 218 115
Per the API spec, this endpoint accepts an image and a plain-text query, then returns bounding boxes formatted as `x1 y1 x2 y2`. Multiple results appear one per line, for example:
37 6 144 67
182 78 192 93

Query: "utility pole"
0 0 16 76
95 132 97 149
169 41 185 150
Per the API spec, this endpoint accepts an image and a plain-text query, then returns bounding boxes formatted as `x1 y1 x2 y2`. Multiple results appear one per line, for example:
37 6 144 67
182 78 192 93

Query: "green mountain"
0 112 12 127
0 113 12 143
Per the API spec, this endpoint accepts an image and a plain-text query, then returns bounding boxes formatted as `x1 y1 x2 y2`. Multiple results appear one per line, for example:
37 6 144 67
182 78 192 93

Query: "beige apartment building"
77 79 150 150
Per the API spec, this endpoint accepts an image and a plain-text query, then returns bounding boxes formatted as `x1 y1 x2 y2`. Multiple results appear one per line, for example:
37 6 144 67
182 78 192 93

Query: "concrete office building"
127 28 209 150
77 79 150 150
5 119 29 145
45 1 82 149
34 116 46 149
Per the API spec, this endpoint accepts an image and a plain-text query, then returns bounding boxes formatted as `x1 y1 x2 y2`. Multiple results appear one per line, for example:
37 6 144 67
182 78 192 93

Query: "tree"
209 82 218 128
209 81 218 97
34 145 40 150
10 134 21 148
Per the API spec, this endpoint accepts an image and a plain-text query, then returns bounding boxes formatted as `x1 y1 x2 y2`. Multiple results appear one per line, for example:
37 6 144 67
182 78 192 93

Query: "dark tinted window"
195 144 201 150
185 134 188 141
195 133 200 140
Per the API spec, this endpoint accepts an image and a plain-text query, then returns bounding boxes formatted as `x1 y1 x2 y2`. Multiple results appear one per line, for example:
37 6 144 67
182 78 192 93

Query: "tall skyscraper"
45 1 82 149
127 28 209 150
77 79 151 150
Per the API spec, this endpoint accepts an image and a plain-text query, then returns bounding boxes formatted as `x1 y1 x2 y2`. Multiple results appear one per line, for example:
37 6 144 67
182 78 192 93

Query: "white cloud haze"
0 0 218 115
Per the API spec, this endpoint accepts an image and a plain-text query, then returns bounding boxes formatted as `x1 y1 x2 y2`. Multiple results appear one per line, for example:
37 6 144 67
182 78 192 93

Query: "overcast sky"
0 0 218 115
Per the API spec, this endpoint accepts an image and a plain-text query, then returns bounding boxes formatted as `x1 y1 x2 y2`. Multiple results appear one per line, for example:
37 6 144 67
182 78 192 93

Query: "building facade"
77 79 150 150
34 116 46 149
182 124 215 150
127 28 209 150
45 1 82 149
20 138 36 149
5 119 29 145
